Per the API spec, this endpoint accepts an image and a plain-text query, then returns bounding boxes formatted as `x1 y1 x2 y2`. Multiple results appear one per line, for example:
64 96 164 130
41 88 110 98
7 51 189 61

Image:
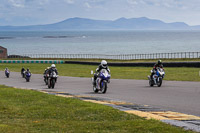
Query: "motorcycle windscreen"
100 69 110 79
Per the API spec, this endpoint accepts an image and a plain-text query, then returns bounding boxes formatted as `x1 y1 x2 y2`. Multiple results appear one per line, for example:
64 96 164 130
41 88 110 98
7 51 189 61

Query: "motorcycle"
5 70 10 78
25 72 31 82
44 73 49 85
21 70 26 78
148 68 165 87
48 71 58 89
91 69 111 93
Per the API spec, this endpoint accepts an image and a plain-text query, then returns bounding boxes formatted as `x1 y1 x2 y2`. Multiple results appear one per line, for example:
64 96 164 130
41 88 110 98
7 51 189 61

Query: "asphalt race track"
0 71 199 117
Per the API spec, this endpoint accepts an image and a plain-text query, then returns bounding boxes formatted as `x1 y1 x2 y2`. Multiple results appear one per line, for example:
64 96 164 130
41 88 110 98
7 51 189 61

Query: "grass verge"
3 58 200 62
0 85 194 133
0 63 200 81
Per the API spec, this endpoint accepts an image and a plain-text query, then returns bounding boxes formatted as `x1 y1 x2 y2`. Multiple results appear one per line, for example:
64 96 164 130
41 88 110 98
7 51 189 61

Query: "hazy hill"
0 17 199 31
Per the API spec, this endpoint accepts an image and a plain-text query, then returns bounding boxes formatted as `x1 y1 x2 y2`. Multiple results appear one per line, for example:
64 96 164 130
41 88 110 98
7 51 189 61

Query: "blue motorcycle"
91 69 111 93
25 72 31 82
5 69 10 78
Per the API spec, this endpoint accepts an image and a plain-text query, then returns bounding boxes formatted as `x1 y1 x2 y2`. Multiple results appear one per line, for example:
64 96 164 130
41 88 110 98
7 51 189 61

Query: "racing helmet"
51 64 56 68
158 60 162 65
101 60 107 68
51 64 56 70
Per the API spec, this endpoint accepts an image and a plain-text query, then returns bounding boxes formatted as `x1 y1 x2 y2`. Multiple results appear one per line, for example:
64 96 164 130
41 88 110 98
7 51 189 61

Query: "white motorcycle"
91 69 111 93
148 68 165 87
48 71 58 89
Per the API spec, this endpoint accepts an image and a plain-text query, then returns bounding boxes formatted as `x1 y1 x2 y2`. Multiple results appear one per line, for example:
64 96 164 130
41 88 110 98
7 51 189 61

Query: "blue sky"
0 0 200 26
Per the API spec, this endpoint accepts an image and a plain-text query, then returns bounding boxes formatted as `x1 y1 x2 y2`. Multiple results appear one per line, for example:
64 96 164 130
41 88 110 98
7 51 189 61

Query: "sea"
0 30 200 55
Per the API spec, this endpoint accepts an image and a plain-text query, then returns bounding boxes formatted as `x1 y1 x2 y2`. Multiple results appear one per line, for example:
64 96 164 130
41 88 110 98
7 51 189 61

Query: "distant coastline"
0 17 200 31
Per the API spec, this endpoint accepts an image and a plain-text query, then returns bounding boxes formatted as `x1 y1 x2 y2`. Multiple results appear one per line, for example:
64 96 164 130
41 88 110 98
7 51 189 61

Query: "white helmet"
51 64 56 68
101 60 107 68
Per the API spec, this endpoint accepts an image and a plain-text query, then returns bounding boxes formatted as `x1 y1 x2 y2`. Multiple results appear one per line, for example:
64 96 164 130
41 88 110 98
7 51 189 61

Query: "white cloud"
84 2 91 8
127 0 138 5
8 0 25 8
86 0 105 2
1 0 200 25
64 0 75 4
38 0 49 5
127 0 186 8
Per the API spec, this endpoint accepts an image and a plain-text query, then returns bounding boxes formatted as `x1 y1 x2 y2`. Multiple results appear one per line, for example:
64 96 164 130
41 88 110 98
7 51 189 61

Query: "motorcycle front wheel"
44 78 48 85
26 77 30 82
101 81 107 94
149 79 154 87
157 78 162 87
93 86 98 93
51 79 55 89
48 79 51 88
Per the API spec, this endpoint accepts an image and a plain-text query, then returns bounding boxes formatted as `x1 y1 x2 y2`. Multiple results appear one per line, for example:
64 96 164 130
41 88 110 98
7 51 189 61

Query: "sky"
0 0 200 26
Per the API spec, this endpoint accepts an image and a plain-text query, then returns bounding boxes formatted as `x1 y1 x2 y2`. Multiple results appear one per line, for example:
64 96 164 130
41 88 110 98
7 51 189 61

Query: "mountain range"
0 17 200 31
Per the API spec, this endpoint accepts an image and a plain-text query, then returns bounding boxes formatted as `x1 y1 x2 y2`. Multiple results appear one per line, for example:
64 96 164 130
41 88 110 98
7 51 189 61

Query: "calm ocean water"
0 30 200 55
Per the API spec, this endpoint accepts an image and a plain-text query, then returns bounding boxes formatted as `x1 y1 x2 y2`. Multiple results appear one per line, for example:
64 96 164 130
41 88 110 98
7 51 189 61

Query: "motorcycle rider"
44 67 50 79
25 68 31 75
48 64 58 75
48 64 58 82
5 67 10 74
150 60 164 79
5 67 10 72
44 67 50 75
21 67 25 74
93 60 110 85
43 67 49 84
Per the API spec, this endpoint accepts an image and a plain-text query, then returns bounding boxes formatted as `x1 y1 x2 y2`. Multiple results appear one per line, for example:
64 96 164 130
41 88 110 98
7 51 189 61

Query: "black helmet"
27 68 29 71
158 60 162 65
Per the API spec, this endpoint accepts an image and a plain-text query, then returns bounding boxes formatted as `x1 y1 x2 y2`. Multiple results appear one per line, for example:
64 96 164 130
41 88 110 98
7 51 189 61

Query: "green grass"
0 85 194 133
63 58 200 63
0 63 200 81
3 58 200 62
